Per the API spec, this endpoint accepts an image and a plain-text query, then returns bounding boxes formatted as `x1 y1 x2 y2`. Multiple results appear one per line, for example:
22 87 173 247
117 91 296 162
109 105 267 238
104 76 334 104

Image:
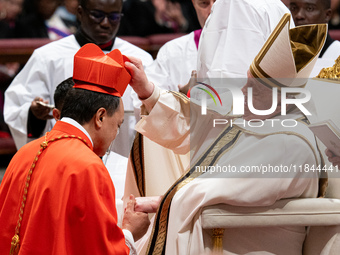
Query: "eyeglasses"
82 6 123 24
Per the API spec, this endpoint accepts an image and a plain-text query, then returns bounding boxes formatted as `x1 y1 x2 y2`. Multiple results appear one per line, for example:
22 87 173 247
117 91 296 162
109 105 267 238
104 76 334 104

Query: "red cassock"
0 121 129 254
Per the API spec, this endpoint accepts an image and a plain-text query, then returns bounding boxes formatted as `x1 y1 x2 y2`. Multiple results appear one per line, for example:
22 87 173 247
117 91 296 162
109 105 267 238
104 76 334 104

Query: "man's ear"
95 108 106 128
52 108 61 121
325 9 332 23
76 5 83 20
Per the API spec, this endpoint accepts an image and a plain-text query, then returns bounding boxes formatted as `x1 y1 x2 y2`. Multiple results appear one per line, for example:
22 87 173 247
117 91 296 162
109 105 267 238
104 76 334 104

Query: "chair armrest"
202 198 340 229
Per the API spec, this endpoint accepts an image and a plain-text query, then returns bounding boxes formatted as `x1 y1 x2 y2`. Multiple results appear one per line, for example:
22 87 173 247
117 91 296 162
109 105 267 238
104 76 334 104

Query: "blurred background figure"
118 0 200 36
15 0 73 39
0 0 24 38
0 0 23 81
54 0 79 34
0 0 23 136
330 0 340 29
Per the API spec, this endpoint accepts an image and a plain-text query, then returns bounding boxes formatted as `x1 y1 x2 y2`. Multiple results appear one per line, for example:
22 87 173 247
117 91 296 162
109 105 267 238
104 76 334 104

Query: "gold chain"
10 133 89 255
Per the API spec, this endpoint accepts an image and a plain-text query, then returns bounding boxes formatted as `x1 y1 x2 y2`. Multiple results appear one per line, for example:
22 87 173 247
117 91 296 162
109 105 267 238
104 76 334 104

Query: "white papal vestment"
134 86 321 255
125 0 293 203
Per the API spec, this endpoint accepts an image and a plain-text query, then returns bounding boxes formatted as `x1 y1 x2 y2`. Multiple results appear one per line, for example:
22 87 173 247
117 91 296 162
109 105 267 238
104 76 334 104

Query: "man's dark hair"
61 88 120 125
54 77 74 110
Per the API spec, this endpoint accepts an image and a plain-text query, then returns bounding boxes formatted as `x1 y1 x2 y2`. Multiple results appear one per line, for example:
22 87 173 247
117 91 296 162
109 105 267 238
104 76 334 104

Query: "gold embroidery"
131 133 145 197
168 90 190 102
146 125 241 255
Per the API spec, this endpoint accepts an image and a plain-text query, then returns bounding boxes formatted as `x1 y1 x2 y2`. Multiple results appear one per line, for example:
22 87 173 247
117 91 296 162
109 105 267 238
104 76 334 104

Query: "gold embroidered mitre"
250 13 327 89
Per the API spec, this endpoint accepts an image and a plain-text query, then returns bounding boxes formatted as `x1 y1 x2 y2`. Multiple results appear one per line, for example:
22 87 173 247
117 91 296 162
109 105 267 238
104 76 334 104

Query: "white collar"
60 117 93 146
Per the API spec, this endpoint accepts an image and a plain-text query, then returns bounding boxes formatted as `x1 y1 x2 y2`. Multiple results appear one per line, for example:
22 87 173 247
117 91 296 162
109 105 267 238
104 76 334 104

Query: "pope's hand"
125 56 154 100
325 149 340 168
178 70 197 95
134 196 162 213
122 194 151 241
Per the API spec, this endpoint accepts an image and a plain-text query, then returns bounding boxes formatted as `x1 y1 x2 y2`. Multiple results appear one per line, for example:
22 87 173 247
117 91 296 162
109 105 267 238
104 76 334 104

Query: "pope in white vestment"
126 13 328 255
124 0 293 203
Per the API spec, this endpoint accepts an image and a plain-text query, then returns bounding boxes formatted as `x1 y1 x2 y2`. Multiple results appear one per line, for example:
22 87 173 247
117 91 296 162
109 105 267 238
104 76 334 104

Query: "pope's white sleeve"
135 86 190 154
122 229 137 255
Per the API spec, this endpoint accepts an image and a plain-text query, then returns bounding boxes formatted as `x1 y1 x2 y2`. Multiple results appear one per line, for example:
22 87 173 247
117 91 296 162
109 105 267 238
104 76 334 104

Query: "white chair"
201 175 340 254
